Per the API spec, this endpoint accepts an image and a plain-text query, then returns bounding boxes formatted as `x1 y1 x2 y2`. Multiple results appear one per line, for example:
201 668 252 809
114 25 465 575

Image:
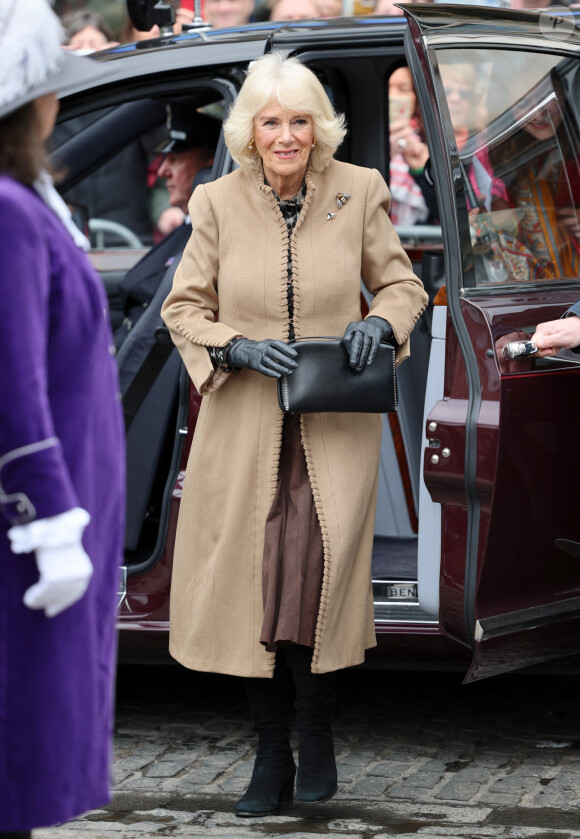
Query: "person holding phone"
388 66 437 226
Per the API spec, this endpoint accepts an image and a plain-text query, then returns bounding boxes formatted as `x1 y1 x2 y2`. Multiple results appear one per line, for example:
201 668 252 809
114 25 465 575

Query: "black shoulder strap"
118 222 191 305
123 326 175 431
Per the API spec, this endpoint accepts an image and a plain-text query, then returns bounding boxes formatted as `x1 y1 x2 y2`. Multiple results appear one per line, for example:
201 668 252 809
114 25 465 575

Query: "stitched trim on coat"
288 171 328 672
391 303 428 357
299 414 331 674
289 168 317 340
256 166 327 674
262 406 286 677
255 170 296 676
256 171 291 343
165 322 237 349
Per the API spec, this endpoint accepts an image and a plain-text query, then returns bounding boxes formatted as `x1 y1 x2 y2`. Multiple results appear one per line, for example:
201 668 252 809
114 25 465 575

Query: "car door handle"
502 340 538 359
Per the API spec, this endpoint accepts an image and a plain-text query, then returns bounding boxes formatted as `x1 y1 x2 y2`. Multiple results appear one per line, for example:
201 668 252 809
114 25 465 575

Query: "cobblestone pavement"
36 664 580 839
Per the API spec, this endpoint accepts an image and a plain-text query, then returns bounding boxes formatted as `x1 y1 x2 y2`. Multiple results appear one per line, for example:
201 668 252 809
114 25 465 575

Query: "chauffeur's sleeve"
562 299 580 352
0 190 78 527
566 300 580 318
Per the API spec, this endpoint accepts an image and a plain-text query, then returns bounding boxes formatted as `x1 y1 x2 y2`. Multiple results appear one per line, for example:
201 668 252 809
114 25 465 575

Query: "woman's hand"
174 7 194 32
342 317 394 372
389 119 429 173
531 315 580 356
226 338 298 378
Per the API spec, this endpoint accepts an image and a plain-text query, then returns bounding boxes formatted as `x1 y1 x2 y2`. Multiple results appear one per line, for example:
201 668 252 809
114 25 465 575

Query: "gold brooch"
336 192 350 209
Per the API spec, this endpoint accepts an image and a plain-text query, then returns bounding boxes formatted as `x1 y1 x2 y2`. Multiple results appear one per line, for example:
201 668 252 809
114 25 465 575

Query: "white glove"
8 507 93 618
24 543 94 617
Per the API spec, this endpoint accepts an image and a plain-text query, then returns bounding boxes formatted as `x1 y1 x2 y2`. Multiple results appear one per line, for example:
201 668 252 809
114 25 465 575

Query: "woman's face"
63 25 110 52
388 67 416 114
34 93 59 141
444 81 472 130
253 100 315 186
517 100 562 142
440 66 475 132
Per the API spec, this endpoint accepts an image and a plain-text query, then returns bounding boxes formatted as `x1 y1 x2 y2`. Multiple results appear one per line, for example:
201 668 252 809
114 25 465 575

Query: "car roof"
102 15 409 59
96 5 580 57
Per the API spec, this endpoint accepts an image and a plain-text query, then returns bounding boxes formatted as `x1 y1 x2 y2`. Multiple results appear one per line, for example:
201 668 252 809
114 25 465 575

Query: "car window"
51 101 168 251
305 50 444 292
51 93 225 253
435 48 580 289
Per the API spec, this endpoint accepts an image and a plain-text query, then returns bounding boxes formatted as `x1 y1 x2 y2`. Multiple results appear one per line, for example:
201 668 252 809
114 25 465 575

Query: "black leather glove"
342 316 394 372
226 338 298 379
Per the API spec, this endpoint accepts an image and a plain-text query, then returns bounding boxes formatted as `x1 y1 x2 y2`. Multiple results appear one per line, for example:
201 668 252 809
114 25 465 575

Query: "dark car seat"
118 165 214 555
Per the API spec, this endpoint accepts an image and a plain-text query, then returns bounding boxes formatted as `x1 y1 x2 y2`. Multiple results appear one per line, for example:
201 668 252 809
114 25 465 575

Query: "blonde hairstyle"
224 53 347 173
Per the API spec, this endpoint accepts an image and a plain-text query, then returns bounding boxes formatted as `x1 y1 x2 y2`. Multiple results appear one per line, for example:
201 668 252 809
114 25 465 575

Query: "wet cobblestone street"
37 664 580 838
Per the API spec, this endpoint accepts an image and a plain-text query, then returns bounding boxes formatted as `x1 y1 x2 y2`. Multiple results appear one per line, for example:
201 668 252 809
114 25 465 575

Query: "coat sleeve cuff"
0 438 78 527
8 507 90 554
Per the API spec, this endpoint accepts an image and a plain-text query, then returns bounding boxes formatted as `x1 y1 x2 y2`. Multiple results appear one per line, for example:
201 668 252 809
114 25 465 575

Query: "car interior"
51 83 228 573
306 52 444 621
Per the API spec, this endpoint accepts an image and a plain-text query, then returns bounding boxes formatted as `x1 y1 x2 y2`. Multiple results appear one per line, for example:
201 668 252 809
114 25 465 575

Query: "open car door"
405 5 580 680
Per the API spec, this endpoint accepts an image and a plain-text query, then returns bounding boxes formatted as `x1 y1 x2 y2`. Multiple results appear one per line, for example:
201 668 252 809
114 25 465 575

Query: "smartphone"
389 95 414 124
502 340 538 359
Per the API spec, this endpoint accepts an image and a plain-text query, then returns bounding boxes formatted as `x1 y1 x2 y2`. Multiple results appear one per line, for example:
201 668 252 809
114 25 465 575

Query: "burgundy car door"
405 5 580 680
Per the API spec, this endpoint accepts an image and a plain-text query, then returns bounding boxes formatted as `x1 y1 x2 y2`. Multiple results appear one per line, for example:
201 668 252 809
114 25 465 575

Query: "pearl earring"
248 138 255 150
311 138 317 149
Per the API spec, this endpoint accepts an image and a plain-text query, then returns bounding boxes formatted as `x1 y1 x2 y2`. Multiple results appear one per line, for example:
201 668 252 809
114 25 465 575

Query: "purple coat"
0 176 125 831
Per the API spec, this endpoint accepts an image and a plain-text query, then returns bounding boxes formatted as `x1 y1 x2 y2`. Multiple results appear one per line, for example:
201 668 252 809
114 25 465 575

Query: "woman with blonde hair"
162 52 427 818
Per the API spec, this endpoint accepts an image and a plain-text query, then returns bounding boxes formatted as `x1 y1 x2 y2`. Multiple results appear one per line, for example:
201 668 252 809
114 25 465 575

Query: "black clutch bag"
277 337 397 414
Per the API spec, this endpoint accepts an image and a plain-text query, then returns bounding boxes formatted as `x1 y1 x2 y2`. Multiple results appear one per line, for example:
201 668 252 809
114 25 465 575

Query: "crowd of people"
53 0 577 40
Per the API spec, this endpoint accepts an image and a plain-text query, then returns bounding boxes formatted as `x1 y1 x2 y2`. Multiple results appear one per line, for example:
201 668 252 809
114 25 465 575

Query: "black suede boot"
0 833 32 838
235 657 296 817
285 644 338 803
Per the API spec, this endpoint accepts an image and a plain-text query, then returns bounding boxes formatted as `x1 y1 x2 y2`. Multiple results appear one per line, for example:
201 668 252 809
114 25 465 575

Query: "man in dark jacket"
114 106 220 349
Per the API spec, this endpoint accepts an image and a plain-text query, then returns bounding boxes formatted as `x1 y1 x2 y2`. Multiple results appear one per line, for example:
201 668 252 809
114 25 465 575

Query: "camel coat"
161 159 427 677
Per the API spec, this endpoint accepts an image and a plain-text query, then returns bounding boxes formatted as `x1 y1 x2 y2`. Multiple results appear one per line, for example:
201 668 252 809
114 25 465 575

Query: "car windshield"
435 48 580 288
